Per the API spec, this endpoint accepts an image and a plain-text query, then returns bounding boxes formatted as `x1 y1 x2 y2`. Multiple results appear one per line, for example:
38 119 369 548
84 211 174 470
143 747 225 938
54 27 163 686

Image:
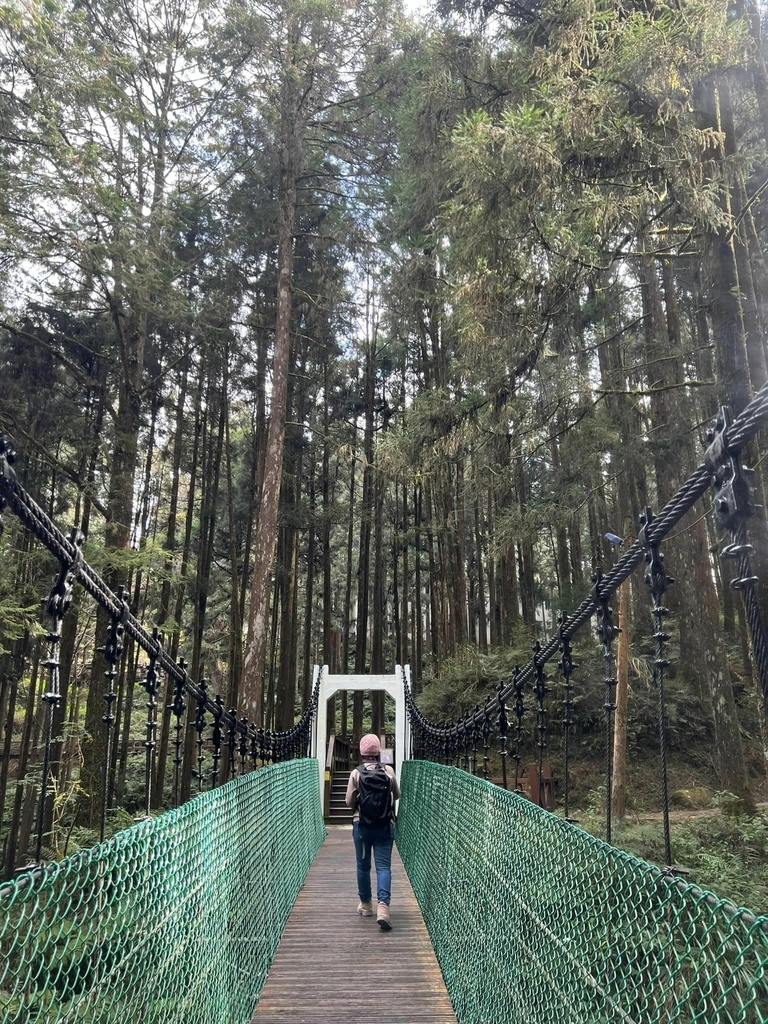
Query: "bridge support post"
314 666 409 816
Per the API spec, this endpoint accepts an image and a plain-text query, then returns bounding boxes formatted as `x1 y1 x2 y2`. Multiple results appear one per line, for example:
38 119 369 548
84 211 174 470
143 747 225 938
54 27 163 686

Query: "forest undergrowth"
413 641 768 914
574 756 768 914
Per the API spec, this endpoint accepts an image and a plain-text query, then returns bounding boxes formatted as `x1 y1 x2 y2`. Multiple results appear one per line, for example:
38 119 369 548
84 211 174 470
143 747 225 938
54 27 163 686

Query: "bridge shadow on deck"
251 827 458 1024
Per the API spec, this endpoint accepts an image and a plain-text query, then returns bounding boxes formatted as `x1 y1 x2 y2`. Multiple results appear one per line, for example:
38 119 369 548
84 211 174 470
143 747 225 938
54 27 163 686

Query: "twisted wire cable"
0 446 319 752
409 381 768 736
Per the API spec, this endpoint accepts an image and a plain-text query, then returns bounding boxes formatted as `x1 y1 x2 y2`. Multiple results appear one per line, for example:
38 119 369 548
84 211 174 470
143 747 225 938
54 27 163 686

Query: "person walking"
345 733 400 931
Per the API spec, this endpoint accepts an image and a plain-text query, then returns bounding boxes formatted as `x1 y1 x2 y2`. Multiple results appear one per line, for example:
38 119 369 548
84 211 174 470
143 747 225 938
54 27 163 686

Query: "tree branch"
597 380 714 396
0 412 108 518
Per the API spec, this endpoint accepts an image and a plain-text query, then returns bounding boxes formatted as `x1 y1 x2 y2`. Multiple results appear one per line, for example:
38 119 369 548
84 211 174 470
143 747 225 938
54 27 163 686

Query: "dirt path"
634 807 721 824
631 802 768 824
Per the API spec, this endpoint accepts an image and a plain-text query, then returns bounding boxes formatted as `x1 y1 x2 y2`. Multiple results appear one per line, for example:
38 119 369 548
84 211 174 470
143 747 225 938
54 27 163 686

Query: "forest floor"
634 802 767 820
580 807 768 914
562 751 768 914
637 806 725 821
466 741 768 911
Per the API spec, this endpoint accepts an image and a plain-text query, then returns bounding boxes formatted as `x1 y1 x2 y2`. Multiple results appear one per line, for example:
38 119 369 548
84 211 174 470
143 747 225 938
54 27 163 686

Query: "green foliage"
414 634 715 758
596 811 768 912
415 638 536 721
0 596 42 656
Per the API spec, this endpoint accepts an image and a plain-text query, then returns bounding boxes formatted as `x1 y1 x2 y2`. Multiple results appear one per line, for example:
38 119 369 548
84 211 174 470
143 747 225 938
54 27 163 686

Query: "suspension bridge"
1 390 768 1023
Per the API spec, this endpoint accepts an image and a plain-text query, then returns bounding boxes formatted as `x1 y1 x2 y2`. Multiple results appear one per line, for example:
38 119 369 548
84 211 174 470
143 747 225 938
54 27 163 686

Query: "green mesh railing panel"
0 759 325 1024
396 761 768 1024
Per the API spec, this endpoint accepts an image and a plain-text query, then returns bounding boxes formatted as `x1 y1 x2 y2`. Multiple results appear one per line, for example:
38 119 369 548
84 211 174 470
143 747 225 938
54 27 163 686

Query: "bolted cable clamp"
705 406 760 592
705 406 758 532
592 569 621 649
639 507 674 605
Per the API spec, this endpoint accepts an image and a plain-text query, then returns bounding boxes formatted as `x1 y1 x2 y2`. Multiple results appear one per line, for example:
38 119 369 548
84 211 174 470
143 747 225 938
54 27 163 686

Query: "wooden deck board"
251 827 458 1024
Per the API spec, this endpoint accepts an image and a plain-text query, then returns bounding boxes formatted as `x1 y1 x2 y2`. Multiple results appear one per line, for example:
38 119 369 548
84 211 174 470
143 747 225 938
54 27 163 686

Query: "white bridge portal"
311 665 411 815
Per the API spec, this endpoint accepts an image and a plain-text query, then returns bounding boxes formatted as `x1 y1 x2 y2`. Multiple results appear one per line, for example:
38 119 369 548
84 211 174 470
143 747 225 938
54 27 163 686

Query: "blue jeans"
353 820 394 905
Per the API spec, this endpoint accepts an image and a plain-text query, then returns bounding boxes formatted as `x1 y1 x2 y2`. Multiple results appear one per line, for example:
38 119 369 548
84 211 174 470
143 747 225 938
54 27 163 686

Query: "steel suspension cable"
408 381 768 740
0 439 317 754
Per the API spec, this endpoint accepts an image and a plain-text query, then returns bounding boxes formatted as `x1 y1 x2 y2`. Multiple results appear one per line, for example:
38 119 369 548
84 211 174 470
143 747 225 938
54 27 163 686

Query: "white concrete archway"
312 665 411 814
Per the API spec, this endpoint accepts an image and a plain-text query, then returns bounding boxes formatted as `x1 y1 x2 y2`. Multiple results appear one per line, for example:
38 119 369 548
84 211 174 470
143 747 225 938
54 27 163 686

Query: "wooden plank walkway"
251 826 458 1024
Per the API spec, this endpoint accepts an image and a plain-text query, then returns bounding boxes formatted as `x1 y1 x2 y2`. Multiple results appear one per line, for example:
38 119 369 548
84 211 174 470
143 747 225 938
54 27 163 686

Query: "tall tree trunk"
474 483 488 651
322 359 333 678
568 516 584 590
6 643 41 873
371 430 386 734
49 390 103 808
516 458 536 628
276 523 299 730
393 481 401 665
401 476 410 667
241 49 303 723
153 367 201 808
115 391 159 805
115 641 140 806
435 493 453 654
355 338 376 675
82 359 143 828
700 81 752 412
487 483 500 645
426 485 441 670
302 459 317 710
224 405 244 781
341 451 356 735
0 634 28 836
414 484 423 688
180 363 226 802
265 571 281 732
239 325 269 630
642 251 750 800
550 433 571 602
455 454 468 644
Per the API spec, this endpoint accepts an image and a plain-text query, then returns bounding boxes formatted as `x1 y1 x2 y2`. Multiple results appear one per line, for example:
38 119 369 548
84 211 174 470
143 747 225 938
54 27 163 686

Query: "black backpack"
356 762 392 828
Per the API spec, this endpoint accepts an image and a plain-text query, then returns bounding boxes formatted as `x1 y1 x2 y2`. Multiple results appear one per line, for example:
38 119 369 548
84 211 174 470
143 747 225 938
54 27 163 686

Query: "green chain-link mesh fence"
396 761 767 1024
1 759 325 1024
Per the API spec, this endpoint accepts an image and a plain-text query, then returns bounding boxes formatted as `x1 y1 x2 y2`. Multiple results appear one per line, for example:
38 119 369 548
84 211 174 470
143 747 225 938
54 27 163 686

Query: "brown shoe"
357 900 373 917
377 901 391 930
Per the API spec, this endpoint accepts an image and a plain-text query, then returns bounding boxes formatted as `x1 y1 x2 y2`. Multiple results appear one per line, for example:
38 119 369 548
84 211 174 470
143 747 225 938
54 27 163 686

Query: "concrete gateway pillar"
313 665 409 816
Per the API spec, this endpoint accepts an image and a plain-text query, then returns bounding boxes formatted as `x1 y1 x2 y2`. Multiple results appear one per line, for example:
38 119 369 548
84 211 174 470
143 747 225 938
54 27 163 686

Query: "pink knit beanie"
359 733 381 757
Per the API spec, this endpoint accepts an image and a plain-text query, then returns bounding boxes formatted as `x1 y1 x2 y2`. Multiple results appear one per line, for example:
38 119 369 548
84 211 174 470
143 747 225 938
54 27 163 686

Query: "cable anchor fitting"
705 406 757 528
